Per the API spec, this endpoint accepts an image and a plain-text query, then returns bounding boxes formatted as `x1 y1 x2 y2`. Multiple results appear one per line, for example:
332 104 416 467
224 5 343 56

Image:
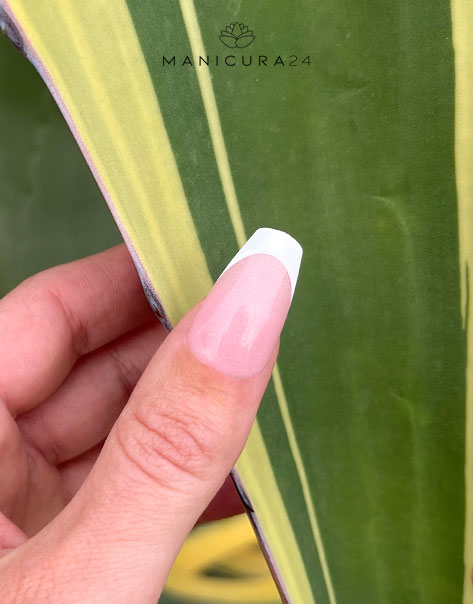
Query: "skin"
0 244 278 603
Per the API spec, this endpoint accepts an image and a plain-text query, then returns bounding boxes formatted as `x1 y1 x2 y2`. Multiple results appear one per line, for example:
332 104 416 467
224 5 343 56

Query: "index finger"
0 244 157 415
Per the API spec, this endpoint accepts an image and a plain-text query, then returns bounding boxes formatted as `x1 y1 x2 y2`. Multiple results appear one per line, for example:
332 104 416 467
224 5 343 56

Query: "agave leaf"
1 1 472 603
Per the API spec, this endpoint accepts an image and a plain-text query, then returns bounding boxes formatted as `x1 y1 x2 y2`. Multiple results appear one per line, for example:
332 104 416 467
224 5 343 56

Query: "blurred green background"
0 31 279 604
0 31 120 293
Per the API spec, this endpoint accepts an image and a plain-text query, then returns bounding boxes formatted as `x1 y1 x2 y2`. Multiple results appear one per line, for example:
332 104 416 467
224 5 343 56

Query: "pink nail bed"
188 228 303 378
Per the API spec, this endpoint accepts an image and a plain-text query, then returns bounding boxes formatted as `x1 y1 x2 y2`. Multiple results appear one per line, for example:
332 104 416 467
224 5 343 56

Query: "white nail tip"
221 228 303 298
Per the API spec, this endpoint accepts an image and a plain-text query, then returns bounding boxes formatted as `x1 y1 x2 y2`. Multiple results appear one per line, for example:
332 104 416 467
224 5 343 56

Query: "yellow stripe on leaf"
8 0 211 323
451 1 473 602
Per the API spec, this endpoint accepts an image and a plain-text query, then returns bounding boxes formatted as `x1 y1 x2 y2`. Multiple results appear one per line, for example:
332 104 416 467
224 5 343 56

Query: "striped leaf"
1 1 472 602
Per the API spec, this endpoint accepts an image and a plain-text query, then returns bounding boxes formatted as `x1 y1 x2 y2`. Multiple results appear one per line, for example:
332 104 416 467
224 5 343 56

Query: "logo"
160 17 311 68
219 22 255 48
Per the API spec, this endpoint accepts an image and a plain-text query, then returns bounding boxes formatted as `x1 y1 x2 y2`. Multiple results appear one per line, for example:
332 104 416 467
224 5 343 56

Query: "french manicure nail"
188 228 303 378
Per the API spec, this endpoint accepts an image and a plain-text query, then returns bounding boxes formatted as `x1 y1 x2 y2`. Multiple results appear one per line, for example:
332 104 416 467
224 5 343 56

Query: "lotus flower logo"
219 22 255 48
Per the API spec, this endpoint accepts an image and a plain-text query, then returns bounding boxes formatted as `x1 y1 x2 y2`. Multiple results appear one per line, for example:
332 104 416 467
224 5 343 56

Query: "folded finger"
0 244 156 415
59 442 104 504
18 320 166 465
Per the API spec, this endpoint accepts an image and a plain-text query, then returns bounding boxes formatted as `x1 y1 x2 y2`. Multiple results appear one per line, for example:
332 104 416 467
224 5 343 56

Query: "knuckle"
19 269 90 355
117 390 227 490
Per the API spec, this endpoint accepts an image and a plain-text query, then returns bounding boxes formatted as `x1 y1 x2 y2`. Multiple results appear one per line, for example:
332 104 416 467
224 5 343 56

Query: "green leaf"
2 1 472 603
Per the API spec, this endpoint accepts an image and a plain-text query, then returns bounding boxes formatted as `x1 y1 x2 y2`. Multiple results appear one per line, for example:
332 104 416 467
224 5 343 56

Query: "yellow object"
165 515 281 603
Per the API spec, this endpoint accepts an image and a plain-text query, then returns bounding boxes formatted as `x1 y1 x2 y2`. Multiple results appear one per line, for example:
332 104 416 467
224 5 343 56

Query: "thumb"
6 228 302 604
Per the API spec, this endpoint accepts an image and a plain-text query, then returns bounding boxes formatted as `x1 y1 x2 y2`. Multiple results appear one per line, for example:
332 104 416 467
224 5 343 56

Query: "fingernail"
188 228 303 378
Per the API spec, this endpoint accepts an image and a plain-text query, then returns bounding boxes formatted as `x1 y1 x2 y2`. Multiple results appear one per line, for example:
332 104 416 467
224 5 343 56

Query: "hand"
0 230 299 603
